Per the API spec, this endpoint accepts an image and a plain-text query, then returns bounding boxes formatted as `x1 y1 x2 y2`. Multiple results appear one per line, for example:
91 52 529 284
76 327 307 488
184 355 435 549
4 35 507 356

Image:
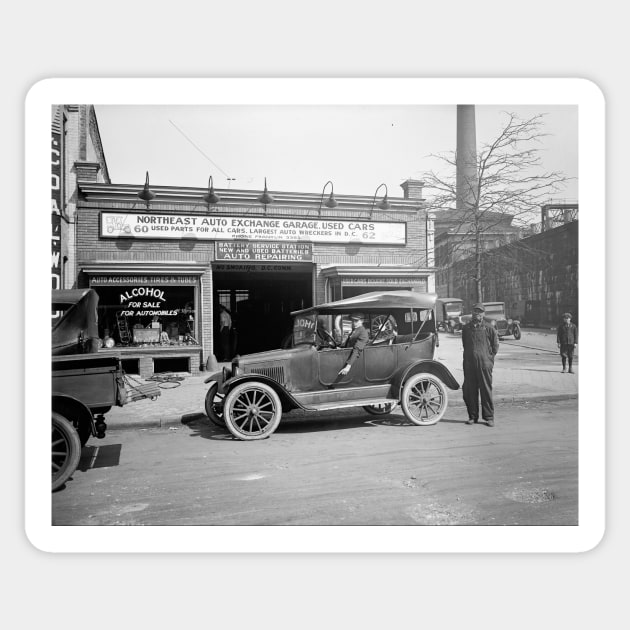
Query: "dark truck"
51 289 159 491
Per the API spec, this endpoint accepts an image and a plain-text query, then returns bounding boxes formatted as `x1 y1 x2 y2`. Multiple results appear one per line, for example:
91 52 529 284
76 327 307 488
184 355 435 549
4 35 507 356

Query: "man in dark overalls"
462 303 500 427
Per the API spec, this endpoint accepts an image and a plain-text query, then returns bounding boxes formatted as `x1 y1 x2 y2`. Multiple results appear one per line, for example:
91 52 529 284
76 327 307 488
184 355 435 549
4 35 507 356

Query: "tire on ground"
400 372 448 426
204 382 225 427
223 381 282 440
52 411 82 491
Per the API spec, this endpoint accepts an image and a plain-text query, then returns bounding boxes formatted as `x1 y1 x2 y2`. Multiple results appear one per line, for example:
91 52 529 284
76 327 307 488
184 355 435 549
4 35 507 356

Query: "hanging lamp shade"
138 171 156 204
378 192 391 210
202 175 221 205
258 177 274 205
317 180 338 216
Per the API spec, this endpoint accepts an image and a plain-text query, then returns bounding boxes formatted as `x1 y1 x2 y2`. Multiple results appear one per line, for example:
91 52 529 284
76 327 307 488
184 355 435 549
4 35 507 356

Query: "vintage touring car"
204 291 460 440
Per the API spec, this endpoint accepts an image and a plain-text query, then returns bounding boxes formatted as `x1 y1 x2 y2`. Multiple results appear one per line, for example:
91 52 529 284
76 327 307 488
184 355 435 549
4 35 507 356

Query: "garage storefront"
76 180 434 377
83 267 205 376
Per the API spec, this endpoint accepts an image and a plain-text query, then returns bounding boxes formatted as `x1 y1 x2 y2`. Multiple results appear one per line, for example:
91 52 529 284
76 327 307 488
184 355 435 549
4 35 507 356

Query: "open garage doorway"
213 263 313 359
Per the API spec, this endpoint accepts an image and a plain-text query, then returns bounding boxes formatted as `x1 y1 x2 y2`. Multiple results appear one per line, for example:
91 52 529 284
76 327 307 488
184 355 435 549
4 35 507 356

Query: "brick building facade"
73 182 435 376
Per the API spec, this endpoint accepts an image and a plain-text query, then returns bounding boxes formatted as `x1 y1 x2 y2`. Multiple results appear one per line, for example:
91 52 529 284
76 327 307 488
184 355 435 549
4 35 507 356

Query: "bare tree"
423 112 572 302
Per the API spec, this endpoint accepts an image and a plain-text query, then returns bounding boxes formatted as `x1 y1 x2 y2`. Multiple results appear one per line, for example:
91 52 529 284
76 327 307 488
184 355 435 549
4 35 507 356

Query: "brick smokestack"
456 105 478 211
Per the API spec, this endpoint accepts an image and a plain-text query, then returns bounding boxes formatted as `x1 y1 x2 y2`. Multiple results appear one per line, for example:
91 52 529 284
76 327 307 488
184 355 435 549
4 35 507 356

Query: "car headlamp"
507 318 513 324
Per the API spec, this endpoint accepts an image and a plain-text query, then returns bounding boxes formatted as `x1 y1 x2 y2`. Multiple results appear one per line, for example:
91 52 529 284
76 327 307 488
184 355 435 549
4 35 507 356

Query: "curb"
107 411 207 431
448 392 578 407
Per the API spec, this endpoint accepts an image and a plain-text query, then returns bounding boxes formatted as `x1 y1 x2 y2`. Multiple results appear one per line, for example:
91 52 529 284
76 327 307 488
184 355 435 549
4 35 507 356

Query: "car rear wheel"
204 382 225 427
400 373 448 426
52 411 82 491
223 382 282 440
363 402 397 415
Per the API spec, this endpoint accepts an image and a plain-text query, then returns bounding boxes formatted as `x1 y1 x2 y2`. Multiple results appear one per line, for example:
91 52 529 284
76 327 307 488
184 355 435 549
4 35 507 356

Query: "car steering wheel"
318 328 338 349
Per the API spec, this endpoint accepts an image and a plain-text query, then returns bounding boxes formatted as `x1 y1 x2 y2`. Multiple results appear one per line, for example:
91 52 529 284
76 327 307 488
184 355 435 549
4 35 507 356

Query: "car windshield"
292 308 434 347
484 305 505 317
292 312 318 346
445 304 462 315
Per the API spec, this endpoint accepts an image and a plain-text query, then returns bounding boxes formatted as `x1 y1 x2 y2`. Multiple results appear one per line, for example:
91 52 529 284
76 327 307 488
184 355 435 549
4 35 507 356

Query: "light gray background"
7 1 624 628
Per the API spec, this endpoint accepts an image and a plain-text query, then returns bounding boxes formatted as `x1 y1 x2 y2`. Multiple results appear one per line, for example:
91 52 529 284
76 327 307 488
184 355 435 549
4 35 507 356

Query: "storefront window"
93 285 197 347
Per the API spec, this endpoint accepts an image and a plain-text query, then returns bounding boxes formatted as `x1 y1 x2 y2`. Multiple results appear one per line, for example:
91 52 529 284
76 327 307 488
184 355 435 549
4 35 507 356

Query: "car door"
317 346 363 388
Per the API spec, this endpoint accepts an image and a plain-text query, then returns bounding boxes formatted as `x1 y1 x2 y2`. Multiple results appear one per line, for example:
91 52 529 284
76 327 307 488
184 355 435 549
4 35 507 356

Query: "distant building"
434 209 522 298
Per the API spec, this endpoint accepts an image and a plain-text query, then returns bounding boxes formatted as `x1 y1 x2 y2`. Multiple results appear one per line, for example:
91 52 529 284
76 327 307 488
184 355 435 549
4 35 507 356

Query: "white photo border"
25 78 605 553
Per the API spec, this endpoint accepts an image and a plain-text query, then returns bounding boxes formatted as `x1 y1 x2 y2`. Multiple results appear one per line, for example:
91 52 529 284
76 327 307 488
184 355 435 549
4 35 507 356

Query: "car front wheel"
223 382 282 440
204 382 225 427
52 411 82 491
400 373 448 426
512 325 522 340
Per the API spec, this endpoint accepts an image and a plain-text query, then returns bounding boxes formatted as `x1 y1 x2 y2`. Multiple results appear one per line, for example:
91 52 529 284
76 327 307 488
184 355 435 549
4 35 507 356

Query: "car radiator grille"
245 365 286 385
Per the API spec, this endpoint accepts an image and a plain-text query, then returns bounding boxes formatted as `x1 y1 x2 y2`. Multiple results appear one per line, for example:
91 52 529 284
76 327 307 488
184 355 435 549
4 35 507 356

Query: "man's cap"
562 312 572 318
350 312 365 320
472 303 485 312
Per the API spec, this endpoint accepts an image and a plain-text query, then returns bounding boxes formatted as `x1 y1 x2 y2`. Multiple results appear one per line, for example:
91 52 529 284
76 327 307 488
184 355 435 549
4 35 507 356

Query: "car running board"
302 397 397 412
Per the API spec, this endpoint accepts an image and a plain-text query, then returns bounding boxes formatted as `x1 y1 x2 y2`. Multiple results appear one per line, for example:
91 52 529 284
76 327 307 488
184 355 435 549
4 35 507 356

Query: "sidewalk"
104 331 577 430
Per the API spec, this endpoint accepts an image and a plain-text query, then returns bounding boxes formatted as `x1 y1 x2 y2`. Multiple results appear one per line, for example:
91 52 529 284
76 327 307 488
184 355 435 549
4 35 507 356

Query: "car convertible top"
291 290 437 317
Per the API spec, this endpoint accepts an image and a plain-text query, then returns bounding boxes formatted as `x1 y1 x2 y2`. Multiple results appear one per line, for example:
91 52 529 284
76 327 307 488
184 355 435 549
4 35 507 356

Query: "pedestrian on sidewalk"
462 303 500 427
557 312 578 373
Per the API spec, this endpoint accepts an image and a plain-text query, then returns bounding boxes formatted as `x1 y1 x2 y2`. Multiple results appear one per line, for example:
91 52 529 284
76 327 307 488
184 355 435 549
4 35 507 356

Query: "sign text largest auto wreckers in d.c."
100 212 407 245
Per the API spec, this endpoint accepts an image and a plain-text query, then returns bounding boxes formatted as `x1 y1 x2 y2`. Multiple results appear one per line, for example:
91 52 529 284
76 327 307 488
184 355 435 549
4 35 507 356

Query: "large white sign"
101 212 407 245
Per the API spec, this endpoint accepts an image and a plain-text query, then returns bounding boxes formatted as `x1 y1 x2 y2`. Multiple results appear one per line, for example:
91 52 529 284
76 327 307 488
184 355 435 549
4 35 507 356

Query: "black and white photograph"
26 79 603 553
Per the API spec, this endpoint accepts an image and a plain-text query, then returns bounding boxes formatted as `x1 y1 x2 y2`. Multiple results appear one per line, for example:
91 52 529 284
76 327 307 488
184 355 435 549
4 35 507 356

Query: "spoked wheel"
204 382 225 427
223 382 282 440
52 411 82 491
400 373 448 426
513 325 522 340
363 402 397 415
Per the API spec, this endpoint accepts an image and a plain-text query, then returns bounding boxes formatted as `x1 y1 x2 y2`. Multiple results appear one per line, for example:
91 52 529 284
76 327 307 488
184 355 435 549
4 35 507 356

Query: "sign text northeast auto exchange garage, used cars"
100 212 407 245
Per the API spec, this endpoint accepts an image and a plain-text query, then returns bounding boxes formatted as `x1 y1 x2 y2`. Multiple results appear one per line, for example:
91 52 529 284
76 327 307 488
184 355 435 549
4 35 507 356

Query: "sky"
93 104 578 203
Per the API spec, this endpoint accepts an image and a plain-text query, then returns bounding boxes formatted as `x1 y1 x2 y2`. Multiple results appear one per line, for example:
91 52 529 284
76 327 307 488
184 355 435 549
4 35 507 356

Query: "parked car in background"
204 291 460 440
459 301 521 340
436 297 464 333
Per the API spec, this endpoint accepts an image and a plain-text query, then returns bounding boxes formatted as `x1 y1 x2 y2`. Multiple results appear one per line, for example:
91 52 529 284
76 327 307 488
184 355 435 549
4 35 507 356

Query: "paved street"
52 330 579 526
52 398 578 525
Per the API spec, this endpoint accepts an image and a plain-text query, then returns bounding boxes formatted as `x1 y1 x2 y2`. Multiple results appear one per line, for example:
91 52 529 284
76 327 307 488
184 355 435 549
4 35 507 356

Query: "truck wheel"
223 382 282 440
363 402 396 415
513 325 522 340
52 412 81 491
400 373 448 426
204 382 225 427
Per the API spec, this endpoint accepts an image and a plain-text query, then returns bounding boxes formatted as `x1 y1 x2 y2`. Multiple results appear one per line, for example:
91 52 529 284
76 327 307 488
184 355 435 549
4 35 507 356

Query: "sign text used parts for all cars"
101 212 406 245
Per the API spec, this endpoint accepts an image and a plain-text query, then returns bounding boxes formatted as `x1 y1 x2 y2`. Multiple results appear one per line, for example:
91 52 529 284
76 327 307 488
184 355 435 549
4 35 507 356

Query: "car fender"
52 393 95 437
222 373 306 411
204 371 222 385
391 360 460 397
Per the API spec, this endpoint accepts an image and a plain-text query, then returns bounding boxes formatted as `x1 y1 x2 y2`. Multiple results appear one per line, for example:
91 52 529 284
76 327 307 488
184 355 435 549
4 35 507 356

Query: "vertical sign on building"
51 127 62 321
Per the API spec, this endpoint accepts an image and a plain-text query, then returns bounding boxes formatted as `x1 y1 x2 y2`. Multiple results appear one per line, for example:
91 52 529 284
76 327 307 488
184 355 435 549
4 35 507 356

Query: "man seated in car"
338 312 369 376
